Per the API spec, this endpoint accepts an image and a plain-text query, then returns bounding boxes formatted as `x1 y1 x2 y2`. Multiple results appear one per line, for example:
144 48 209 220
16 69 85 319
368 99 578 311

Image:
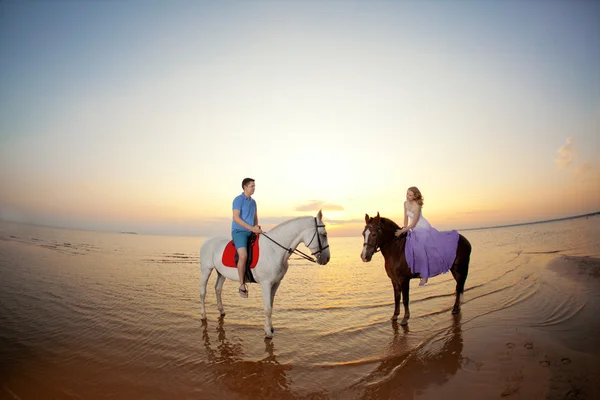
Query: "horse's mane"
379 217 400 231
376 217 407 245
271 216 313 230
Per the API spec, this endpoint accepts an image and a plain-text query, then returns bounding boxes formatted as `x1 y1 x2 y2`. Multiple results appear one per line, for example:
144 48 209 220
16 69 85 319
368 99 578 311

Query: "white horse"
200 210 331 338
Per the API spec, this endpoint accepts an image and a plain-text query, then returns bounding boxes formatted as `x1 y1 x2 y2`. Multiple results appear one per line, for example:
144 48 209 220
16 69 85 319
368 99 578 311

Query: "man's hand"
252 225 262 234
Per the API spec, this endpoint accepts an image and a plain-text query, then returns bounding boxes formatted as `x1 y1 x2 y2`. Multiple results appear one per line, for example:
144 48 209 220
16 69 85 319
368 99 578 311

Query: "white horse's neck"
267 216 314 252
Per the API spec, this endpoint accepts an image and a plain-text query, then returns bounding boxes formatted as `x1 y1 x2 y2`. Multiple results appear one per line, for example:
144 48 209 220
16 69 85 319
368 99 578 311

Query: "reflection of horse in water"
201 317 293 400
358 315 464 399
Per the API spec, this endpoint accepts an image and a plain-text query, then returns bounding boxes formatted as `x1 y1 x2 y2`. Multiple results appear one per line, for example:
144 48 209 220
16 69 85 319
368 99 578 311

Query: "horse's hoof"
452 308 460 315
391 315 399 321
400 319 408 326
220 312 226 317
271 327 274 333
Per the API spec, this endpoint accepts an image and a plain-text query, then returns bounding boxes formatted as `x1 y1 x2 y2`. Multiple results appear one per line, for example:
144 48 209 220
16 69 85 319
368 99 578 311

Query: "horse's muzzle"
316 251 330 265
361 249 373 262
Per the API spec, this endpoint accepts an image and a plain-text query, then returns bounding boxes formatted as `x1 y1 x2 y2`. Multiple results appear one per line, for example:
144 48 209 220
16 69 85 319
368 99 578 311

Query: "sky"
1 1 599 237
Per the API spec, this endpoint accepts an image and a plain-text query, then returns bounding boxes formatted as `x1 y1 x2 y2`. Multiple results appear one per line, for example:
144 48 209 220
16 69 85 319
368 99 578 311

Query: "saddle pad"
221 236 260 268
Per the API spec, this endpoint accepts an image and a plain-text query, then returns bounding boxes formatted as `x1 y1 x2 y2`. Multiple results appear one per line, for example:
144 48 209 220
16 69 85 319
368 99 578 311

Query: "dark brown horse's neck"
379 230 406 257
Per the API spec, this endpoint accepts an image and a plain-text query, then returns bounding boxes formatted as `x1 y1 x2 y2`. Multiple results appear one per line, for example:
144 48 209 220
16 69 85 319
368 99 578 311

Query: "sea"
1 214 599 399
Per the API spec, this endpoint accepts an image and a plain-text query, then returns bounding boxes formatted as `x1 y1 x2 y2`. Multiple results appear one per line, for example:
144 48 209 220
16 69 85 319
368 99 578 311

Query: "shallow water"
1 215 599 399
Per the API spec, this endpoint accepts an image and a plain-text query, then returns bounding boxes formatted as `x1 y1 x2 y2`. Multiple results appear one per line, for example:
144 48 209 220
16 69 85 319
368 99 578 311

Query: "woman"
395 186 459 285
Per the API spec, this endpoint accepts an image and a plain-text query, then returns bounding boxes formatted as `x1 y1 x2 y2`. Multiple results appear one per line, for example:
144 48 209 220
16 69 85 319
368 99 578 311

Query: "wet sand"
412 255 600 400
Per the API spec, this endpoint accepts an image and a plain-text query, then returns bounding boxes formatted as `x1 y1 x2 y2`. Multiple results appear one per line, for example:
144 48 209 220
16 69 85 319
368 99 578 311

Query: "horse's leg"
451 237 472 315
270 280 281 309
261 280 282 335
200 265 214 320
450 261 468 315
400 278 411 326
391 280 401 321
271 260 287 308
260 281 275 338
214 271 226 317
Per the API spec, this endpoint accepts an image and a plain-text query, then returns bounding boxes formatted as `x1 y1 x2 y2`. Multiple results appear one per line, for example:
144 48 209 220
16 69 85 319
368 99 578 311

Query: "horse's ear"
376 211 380 220
365 214 370 223
317 209 323 221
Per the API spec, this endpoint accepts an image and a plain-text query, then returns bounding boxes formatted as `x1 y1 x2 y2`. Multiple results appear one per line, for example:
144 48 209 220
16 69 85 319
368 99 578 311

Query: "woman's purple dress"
404 210 459 280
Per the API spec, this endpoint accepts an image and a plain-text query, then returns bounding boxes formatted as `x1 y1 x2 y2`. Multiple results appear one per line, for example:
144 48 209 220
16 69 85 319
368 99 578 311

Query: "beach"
418 254 600 400
1 215 599 399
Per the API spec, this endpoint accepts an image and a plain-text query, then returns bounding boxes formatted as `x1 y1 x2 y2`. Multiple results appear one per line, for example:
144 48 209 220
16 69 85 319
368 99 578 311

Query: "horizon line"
459 211 600 232
0 211 598 238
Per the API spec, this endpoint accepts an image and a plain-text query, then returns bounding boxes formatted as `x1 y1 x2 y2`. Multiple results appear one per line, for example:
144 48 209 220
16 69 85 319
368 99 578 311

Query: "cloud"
553 137 597 182
295 201 344 212
555 137 575 169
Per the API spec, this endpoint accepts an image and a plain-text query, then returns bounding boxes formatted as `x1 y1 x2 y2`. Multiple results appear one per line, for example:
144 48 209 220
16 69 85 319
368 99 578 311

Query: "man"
232 177 262 298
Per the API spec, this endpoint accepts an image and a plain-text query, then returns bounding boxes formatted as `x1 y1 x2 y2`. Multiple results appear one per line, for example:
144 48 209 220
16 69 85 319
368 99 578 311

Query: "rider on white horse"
200 209 331 338
231 177 263 298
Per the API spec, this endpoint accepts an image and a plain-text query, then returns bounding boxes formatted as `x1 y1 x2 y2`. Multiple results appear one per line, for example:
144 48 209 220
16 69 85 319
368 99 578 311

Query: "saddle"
221 233 260 283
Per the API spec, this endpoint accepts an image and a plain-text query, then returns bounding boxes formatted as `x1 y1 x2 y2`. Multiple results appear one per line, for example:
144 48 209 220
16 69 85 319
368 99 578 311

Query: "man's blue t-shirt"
231 193 257 232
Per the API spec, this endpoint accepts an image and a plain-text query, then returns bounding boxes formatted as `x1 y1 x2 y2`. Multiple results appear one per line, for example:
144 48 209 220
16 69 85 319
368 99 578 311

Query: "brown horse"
361 213 472 326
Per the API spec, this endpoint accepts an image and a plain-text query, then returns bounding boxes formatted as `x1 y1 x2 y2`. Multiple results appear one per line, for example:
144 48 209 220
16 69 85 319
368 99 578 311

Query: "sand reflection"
360 315 463 399
201 317 293 400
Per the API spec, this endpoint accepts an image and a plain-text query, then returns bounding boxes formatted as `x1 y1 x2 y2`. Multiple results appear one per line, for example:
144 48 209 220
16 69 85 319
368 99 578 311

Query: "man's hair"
242 177 255 189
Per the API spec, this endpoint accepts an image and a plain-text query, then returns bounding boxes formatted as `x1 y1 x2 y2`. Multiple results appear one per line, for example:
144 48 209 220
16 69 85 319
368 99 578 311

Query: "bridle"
363 220 403 255
305 218 329 257
363 221 382 254
262 217 329 263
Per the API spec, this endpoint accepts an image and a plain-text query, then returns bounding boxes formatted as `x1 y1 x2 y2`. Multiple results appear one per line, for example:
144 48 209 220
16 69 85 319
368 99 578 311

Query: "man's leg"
236 247 248 287
233 230 250 298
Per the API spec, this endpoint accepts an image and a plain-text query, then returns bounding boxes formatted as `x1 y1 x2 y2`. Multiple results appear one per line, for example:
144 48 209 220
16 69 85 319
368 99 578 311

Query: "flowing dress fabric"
404 210 459 279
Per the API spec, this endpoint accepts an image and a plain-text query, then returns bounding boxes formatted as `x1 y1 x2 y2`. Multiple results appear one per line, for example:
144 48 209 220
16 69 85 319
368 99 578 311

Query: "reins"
364 223 405 254
260 217 329 264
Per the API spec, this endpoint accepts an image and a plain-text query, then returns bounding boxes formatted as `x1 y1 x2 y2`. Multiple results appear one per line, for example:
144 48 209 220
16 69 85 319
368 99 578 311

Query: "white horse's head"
302 210 331 265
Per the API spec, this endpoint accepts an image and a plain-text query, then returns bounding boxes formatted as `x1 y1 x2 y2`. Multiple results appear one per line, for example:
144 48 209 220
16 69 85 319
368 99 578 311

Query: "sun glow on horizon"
1 2 599 237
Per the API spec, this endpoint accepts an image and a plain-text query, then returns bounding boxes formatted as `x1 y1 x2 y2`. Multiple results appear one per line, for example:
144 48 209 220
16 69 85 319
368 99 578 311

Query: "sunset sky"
1 1 599 237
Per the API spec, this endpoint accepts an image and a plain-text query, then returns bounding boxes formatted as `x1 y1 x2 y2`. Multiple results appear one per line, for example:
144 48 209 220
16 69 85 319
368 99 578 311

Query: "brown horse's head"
361 212 381 262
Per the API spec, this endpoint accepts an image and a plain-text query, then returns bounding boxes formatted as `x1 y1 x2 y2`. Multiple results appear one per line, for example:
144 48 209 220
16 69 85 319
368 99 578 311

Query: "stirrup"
239 285 248 298
419 277 428 286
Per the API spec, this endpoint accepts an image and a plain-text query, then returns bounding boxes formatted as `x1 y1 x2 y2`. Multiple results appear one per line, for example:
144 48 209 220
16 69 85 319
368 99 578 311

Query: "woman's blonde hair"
408 186 424 207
